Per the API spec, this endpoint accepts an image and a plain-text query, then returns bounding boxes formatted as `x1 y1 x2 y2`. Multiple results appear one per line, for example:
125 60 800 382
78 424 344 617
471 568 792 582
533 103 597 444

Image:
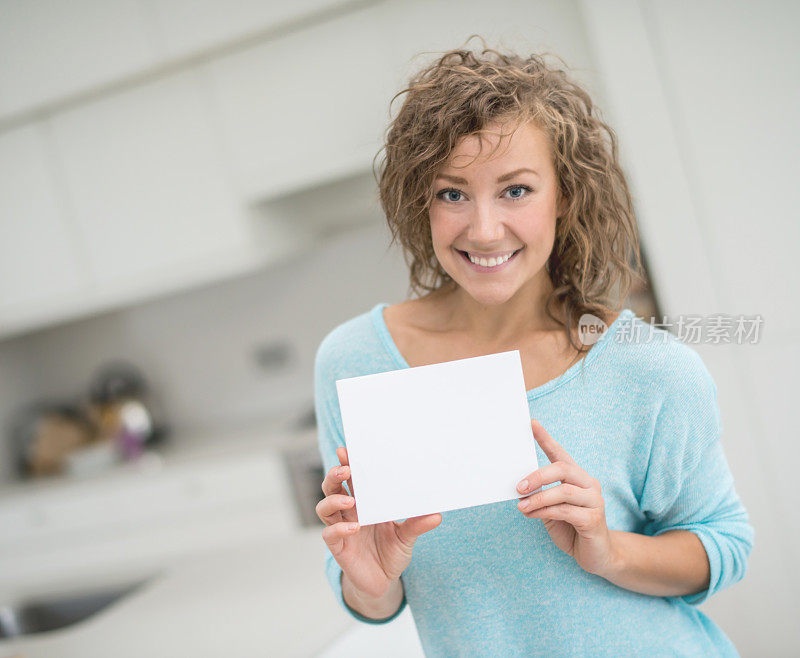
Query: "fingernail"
349 522 359 531
517 479 528 493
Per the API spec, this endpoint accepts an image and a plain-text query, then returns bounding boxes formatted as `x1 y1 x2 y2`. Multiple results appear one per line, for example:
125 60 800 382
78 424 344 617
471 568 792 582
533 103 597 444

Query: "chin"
454 280 519 306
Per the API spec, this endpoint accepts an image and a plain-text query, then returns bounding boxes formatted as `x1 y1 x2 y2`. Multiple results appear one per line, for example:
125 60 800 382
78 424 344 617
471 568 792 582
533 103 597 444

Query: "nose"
466 199 505 245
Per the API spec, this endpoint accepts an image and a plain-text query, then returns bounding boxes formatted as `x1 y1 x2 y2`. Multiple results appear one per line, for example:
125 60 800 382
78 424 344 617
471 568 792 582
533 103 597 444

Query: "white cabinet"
147 0 348 60
0 0 157 120
205 0 597 203
0 124 86 333
379 0 595 86
205 3 395 201
48 68 257 298
0 0 596 337
0 0 361 122
0 441 296 596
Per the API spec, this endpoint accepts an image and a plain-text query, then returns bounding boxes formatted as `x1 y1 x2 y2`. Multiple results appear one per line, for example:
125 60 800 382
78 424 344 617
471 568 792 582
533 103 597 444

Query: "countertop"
0 529 351 658
0 416 356 657
0 417 425 657
0 419 317 598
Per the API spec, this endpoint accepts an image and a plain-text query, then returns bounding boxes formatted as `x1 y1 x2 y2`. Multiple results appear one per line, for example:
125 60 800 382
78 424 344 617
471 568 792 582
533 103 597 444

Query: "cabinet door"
148 0 347 60
205 3 395 201
0 124 86 336
0 0 156 120
49 68 253 296
205 0 596 203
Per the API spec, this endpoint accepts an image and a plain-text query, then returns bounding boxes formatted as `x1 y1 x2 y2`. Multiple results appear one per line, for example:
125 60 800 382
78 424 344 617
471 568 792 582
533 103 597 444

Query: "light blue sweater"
314 303 753 657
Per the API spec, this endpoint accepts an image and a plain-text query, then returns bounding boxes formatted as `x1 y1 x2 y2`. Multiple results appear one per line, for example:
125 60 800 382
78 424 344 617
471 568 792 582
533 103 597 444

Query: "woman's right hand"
317 446 442 599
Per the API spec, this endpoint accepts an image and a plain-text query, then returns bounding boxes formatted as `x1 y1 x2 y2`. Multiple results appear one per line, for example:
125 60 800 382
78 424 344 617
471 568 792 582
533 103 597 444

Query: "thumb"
394 513 442 546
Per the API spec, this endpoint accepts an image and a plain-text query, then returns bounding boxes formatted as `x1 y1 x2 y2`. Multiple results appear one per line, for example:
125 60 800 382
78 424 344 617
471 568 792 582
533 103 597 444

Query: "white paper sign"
335 350 538 526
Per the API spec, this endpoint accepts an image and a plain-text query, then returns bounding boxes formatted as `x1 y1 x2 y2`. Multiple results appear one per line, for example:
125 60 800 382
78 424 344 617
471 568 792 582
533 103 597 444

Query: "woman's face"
429 119 565 306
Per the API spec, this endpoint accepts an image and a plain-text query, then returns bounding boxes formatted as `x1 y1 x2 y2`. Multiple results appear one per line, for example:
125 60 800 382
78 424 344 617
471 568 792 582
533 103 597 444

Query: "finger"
394 513 443 548
321 462 351 497
316 493 356 525
337 447 356 498
518 461 594 494
517 483 597 513
522 503 595 530
530 418 576 466
321 519 361 554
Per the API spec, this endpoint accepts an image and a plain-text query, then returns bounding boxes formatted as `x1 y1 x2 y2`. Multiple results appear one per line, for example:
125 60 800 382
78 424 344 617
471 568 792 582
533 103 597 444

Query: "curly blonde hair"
373 35 645 353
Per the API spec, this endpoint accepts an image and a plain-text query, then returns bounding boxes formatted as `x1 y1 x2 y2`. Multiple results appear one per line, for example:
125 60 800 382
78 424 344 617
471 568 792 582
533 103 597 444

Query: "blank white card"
335 350 538 526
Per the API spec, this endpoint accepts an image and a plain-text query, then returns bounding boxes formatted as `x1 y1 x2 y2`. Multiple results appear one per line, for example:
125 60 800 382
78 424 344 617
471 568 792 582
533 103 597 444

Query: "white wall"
581 1 799 654
649 4 799 650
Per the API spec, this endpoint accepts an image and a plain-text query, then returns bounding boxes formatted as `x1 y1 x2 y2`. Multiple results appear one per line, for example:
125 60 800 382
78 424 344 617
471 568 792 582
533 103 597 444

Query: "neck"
436 273 565 345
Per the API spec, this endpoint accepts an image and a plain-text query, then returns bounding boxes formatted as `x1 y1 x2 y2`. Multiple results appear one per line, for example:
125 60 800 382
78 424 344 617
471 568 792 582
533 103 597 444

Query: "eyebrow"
435 168 540 185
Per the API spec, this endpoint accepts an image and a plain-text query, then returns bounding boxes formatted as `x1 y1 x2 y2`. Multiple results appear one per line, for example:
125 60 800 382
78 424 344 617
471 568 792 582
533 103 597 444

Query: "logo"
578 313 608 346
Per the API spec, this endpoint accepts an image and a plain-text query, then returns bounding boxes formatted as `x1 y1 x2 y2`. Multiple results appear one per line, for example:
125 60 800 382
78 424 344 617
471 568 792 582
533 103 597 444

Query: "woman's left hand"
516 418 616 578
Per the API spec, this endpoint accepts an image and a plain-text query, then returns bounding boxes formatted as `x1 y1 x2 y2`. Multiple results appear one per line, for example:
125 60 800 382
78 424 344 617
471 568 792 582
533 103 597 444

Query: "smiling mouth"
457 248 522 269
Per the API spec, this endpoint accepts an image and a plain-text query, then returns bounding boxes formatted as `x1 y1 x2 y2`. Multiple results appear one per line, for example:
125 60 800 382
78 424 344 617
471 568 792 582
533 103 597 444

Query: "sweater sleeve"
638 348 754 605
313 335 408 624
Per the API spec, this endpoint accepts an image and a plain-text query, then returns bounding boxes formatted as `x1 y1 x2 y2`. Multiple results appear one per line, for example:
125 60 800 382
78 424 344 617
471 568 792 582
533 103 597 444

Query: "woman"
314 40 752 657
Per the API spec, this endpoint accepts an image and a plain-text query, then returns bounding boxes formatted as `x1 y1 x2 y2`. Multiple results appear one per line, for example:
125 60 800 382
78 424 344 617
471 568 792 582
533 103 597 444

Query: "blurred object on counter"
9 402 96 477
7 360 169 481
117 399 154 460
86 360 169 459
65 439 120 478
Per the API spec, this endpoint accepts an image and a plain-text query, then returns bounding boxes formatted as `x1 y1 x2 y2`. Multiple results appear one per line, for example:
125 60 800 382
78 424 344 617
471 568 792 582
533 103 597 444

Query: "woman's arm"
517 418 752 600
601 529 709 596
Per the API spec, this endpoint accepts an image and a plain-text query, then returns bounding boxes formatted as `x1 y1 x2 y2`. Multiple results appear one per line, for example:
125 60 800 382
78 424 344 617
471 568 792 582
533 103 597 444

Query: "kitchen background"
0 0 797 656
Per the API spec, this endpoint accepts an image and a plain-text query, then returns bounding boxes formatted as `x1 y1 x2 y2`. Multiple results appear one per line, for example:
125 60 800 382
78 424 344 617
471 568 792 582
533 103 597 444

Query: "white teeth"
467 251 513 267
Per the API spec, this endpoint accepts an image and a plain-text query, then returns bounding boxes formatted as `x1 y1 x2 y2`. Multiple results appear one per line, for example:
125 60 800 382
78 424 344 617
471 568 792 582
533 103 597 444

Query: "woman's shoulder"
605 313 722 458
314 303 391 381
607 311 717 400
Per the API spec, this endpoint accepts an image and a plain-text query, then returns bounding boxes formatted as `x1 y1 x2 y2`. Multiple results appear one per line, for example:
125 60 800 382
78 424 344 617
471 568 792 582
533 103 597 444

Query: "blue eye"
505 185 531 199
433 188 465 203
434 184 532 203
